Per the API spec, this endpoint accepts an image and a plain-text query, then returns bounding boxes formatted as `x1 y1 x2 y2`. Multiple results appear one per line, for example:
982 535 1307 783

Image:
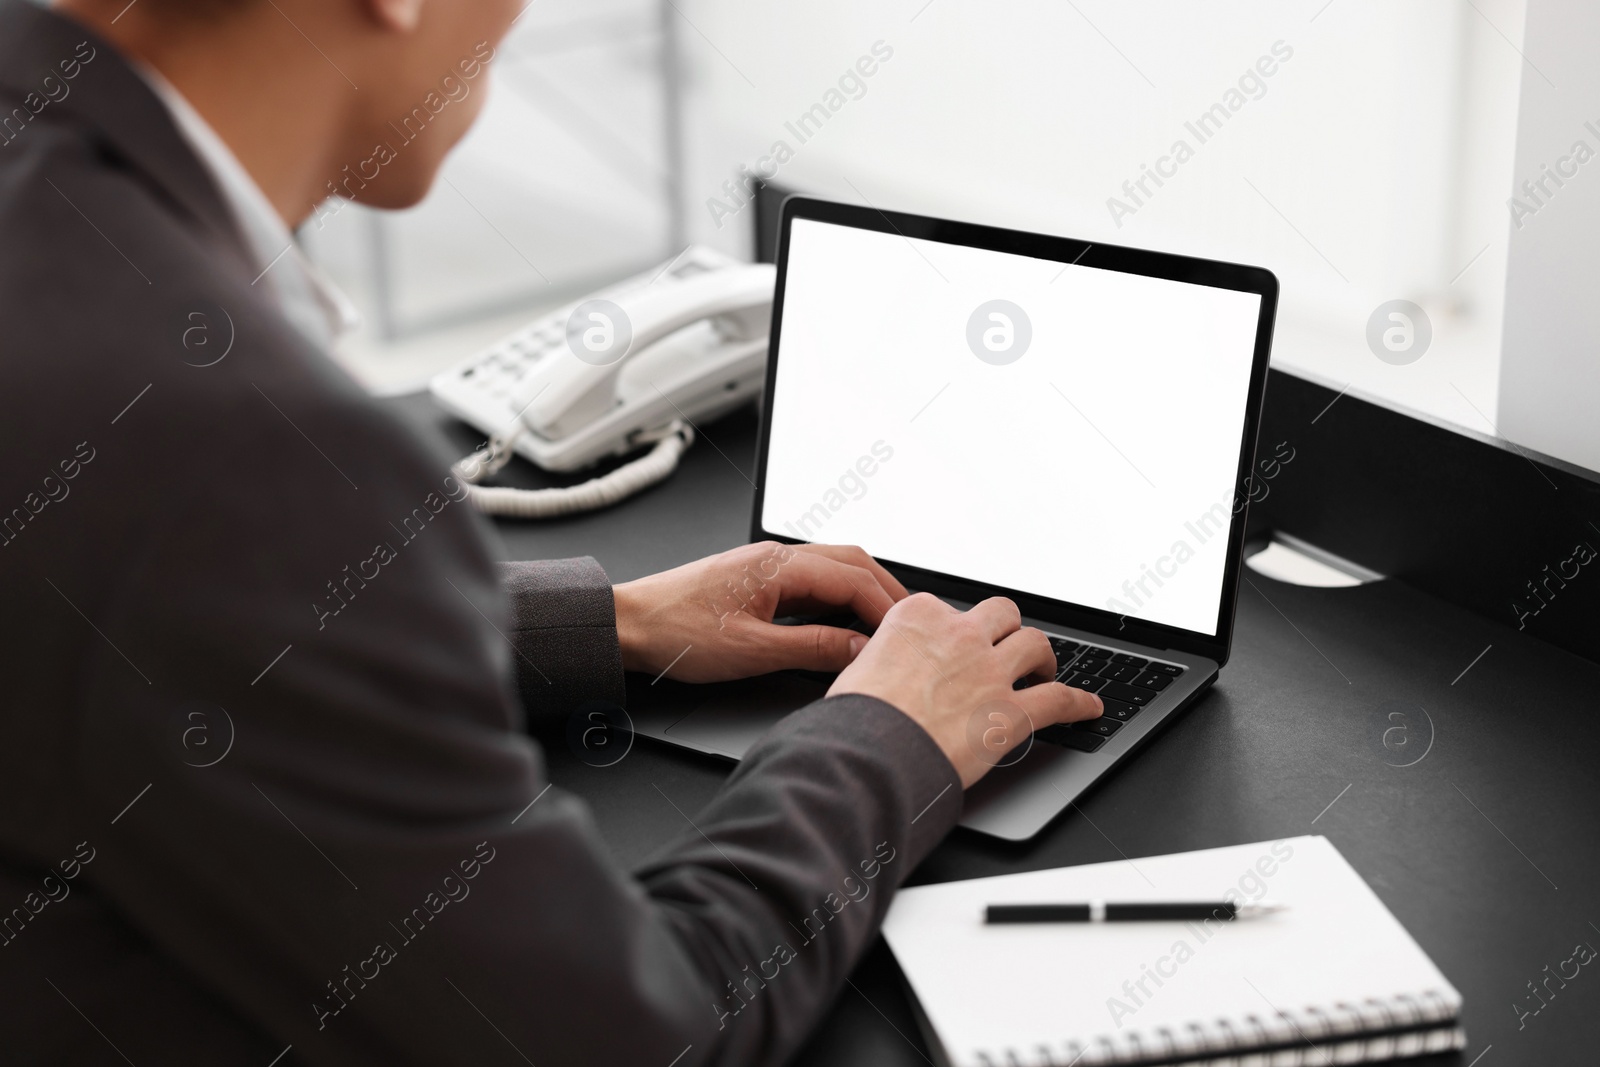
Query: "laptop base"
630 622 1218 841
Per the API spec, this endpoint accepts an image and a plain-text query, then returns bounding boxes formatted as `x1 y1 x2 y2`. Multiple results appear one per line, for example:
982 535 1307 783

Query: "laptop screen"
759 216 1265 638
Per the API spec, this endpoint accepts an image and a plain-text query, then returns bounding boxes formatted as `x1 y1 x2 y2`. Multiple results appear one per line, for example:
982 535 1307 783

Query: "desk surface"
402 395 1600 1066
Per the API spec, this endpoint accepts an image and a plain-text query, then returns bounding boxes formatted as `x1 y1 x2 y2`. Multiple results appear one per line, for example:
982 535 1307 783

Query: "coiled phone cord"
452 420 694 519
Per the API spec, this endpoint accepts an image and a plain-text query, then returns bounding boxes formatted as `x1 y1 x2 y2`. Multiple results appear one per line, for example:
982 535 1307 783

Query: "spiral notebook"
881 836 1464 1067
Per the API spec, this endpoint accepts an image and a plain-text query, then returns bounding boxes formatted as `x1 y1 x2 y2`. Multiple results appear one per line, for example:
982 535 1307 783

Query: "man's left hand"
612 542 909 683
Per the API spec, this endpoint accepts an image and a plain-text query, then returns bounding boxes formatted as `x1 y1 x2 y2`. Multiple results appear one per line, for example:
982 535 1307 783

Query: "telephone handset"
430 247 775 517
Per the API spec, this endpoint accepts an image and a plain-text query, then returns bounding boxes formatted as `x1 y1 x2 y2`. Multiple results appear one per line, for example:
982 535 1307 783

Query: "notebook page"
881 836 1460 1066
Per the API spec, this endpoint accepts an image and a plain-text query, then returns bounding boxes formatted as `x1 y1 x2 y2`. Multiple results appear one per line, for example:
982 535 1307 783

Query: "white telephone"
430 247 774 517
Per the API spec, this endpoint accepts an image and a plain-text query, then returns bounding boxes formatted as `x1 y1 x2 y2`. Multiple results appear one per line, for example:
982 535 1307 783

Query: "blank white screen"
761 218 1262 636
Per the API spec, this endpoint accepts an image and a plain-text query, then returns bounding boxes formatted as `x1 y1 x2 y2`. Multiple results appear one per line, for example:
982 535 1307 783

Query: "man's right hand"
827 593 1103 788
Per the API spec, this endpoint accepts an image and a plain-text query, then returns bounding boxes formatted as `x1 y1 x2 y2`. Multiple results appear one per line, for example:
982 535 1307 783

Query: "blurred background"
307 0 1596 471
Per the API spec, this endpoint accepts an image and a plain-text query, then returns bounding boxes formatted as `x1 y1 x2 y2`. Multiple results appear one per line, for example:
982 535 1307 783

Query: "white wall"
305 0 675 339
1498 0 1600 474
676 0 1528 437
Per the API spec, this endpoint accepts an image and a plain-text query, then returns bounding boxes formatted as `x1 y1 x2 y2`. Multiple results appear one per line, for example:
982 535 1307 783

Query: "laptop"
633 196 1278 841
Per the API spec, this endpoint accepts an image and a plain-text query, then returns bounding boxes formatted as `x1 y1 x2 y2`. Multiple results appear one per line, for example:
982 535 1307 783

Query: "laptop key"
1062 731 1106 752
1049 637 1080 655
1133 671 1172 691
1035 724 1073 745
1148 662 1185 676
1076 645 1109 659
1071 658 1108 677
1100 681 1153 705
1099 698 1140 722
1067 674 1107 694
1111 653 1148 668
1104 663 1142 684
1071 717 1122 737
1036 724 1105 752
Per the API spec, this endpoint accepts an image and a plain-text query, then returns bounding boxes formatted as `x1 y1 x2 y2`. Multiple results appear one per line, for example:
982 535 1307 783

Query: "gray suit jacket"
0 3 962 1063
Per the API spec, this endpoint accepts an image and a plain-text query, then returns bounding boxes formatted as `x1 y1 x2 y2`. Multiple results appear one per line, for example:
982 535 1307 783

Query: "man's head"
56 0 522 222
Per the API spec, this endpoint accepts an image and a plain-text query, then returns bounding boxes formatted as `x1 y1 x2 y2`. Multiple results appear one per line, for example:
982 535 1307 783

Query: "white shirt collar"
135 64 360 352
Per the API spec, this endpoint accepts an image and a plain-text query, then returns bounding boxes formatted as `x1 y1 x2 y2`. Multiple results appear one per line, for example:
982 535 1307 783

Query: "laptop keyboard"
1023 637 1186 753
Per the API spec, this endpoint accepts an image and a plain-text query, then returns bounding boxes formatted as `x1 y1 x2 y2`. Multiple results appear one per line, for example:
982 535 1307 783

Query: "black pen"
984 901 1287 924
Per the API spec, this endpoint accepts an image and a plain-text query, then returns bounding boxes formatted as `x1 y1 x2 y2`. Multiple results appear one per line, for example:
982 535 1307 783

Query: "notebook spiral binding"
972 988 1464 1067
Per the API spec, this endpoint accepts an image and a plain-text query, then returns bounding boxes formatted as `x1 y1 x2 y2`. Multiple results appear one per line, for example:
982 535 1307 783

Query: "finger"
770 597 857 618
967 596 1024 644
1014 680 1104 726
793 544 907 600
795 544 910 601
746 622 870 673
773 552 899 626
994 626 1055 681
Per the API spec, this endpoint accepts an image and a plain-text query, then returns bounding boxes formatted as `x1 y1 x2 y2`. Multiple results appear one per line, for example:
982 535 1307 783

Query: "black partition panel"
751 181 1600 665
1248 370 1600 665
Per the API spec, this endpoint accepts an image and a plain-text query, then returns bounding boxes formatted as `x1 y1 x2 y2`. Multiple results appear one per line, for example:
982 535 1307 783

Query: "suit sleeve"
65 387 962 1067
495 558 625 721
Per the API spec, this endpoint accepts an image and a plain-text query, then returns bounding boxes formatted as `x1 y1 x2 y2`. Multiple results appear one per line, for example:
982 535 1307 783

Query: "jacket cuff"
496 557 625 721
743 694 963 868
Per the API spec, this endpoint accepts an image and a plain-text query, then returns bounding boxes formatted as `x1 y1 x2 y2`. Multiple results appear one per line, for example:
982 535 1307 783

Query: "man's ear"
364 0 425 33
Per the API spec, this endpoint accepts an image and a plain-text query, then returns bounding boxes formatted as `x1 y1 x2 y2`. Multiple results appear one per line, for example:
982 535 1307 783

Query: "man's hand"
828 594 1103 787
613 542 909 683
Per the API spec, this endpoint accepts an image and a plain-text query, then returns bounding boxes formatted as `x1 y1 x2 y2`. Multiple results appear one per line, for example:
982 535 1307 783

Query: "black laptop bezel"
749 195 1279 667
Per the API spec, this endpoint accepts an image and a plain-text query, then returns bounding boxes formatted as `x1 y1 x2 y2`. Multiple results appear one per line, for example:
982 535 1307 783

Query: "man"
0 1 1101 1063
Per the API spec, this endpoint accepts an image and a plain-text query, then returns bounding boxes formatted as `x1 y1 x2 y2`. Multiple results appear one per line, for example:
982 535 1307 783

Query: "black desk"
401 395 1600 1066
